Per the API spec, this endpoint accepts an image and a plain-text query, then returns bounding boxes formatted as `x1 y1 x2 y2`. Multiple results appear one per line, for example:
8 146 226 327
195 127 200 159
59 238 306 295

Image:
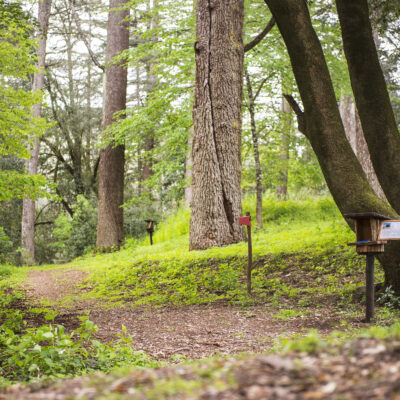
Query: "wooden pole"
365 254 375 322
149 231 153 246
246 211 252 294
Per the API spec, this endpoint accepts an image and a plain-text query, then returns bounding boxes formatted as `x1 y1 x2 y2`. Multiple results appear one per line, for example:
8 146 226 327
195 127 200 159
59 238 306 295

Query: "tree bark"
21 0 52 265
339 96 386 200
96 0 129 250
190 0 245 250
335 0 400 212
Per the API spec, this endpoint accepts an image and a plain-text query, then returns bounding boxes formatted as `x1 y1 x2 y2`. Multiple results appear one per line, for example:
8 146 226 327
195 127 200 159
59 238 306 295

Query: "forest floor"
2 322 400 399
22 267 366 362
2 200 400 398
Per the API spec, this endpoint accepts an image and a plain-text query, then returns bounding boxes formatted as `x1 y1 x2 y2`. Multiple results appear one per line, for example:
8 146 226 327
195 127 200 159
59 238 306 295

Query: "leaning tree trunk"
335 0 400 294
190 0 245 250
96 0 129 250
21 0 52 265
265 0 391 216
265 0 400 294
335 0 400 212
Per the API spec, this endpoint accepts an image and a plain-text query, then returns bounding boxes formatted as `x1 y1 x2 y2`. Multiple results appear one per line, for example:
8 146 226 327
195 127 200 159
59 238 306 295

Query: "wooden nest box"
345 212 390 254
145 220 154 233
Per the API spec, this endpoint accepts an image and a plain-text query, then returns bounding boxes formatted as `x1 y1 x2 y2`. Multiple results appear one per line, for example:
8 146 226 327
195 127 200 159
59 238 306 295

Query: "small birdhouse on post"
345 212 391 322
345 212 390 254
145 219 154 245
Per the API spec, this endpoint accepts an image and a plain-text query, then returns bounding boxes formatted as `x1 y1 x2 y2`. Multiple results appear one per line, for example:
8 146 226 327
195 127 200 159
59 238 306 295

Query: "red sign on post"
239 216 251 227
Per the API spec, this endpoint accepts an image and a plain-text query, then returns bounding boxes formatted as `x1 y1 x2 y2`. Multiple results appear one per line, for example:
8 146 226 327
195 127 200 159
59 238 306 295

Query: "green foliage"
106 0 194 207
124 200 163 239
278 330 326 355
241 195 340 224
377 286 400 309
0 227 13 264
0 0 50 201
151 207 190 243
0 289 158 386
52 196 97 261
362 322 400 340
273 309 306 320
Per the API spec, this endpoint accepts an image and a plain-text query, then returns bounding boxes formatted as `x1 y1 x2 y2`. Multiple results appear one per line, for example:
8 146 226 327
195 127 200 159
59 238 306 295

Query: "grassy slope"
62 197 368 310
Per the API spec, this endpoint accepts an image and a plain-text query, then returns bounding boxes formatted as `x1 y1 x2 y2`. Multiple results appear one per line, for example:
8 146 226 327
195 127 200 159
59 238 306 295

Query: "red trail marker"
239 216 251 227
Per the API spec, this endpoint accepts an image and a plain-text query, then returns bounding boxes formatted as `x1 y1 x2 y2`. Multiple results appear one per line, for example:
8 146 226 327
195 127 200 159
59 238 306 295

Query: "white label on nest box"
379 220 400 240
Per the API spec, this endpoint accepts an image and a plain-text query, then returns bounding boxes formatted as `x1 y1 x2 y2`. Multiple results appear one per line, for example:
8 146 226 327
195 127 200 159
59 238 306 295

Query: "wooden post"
366 254 375 322
246 211 252 294
149 231 153 246
345 212 390 323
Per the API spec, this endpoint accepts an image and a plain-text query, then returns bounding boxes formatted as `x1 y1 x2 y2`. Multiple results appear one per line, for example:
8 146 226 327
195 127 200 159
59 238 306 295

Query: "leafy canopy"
0 0 49 201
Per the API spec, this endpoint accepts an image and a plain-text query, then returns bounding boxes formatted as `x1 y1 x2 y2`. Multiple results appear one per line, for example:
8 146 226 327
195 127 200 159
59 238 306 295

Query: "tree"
0 0 48 202
20 0 52 265
335 0 400 212
42 0 104 214
190 0 245 250
265 0 400 294
96 0 130 250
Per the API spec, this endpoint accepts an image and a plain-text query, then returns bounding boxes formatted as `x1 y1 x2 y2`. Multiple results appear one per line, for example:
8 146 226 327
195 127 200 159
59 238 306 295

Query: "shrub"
0 290 158 386
52 195 97 261
0 227 13 264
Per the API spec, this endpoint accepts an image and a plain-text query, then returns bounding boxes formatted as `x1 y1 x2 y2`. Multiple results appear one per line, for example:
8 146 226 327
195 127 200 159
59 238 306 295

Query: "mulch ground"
21 268 365 361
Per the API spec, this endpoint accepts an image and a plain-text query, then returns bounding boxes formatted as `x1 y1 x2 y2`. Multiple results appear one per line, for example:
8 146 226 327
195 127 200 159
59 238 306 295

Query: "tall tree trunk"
190 0 245 250
21 0 52 265
339 96 386 200
335 0 400 212
245 70 263 229
276 95 291 200
96 0 129 250
266 0 400 294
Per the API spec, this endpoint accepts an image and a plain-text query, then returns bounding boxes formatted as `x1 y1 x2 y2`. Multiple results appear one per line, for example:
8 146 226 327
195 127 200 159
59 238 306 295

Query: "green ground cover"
66 196 367 308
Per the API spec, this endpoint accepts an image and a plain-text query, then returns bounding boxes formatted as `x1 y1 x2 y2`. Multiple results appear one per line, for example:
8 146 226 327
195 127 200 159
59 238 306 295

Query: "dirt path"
23 268 361 361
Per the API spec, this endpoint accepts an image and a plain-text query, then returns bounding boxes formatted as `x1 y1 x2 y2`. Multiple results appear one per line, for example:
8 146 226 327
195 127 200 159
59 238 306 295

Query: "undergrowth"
0 287 159 387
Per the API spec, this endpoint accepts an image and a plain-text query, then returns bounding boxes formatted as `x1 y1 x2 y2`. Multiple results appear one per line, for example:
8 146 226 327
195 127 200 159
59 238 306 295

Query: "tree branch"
56 187 74 217
254 74 273 101
41 137 75 176
244 17 275 53
69 0 105 71
34 221 55 227
282 94 308 137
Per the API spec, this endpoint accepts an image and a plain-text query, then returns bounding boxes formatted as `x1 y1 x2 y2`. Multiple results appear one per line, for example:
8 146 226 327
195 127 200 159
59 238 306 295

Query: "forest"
1 0 400 398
